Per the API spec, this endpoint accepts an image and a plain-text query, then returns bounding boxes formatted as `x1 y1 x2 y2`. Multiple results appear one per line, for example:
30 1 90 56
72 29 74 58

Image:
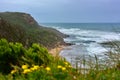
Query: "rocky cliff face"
23 13 37 25
0 12 66 49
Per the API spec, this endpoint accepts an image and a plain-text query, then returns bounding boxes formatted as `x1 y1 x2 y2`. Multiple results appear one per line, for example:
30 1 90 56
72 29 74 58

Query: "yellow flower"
30 67 35 71
22 65 28 69
23 69 31 74
62 67 66 71
34 65 39 69
68 65 72 68
30 65 39 71
57 65 62 69
45 67 51 71
11 69 17 74
64 62 69 65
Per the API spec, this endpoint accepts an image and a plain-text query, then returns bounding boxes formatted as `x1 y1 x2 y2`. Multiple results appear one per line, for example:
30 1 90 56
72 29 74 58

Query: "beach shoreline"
48 45 66 57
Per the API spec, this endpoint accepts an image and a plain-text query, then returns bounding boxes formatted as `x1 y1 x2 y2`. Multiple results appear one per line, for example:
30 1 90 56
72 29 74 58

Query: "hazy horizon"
41 22 120 24
0 0 120 23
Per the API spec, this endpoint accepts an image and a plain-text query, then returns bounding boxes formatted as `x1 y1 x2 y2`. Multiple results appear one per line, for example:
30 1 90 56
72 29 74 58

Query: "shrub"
0 39 25 74
0 39 53 74
24 43 53 65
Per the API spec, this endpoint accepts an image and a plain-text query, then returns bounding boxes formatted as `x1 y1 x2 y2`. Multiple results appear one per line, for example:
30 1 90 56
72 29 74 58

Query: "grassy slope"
0 12 65 49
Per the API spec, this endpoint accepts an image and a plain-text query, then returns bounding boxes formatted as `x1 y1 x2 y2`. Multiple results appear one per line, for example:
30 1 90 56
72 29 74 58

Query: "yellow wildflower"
64 62 69 65
23 69 31 74
22 65 28 69
33 65 39 69
30 67 35 71
57 65 62 69
45 67 51 71
30 65 39 71
62 67 66 71
68 65 72 68
11 69 17 74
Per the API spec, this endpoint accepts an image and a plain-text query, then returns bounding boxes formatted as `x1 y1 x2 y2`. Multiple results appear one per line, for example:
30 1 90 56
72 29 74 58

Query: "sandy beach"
49 45 65 57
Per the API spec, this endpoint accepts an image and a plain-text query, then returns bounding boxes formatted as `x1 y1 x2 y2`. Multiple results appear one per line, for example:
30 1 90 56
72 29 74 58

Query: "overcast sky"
0 0 120 23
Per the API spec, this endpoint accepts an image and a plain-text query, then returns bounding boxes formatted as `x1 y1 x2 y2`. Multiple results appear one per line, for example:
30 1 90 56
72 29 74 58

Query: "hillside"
0 12 66 49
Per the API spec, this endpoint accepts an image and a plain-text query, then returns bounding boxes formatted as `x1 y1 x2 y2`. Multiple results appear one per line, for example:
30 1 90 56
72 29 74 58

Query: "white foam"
56 27 120 43
47 26 120 56
44 24 120 67
86 43 108 55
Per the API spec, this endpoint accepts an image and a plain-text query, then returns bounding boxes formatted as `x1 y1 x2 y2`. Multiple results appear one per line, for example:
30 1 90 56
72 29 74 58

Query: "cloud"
0 0 70 7
0 0 120 22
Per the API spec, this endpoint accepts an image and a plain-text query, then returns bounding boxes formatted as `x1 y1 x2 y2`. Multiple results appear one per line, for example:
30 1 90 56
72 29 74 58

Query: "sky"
0 0 120 23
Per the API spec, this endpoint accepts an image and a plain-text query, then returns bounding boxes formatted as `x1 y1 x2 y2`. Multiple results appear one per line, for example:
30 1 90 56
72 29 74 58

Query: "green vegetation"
0 12 120 79
0 39 120 80
0 39 52 74
0 12 66 49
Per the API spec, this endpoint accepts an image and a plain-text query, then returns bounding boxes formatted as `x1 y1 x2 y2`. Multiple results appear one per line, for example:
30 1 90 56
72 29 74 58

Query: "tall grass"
71 40 120 79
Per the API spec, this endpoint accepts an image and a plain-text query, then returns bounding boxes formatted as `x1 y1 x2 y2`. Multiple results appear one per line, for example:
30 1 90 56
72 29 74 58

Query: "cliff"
0 12 66 49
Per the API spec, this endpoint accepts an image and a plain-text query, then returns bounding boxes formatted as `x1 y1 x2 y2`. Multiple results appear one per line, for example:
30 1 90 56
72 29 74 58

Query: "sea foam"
42 23 120 65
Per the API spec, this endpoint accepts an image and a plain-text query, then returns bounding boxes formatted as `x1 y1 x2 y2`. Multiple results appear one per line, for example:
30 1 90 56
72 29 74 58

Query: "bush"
0 39 53 74
24 43 53 65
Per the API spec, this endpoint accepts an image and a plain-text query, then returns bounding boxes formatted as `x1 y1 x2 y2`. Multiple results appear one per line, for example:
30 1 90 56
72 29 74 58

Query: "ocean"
41 23 120 66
